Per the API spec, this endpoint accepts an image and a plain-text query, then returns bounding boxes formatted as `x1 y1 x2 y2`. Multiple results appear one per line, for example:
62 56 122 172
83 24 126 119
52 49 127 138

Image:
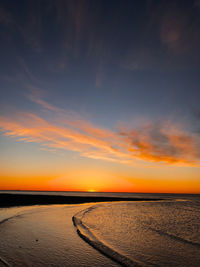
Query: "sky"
0 0 200 193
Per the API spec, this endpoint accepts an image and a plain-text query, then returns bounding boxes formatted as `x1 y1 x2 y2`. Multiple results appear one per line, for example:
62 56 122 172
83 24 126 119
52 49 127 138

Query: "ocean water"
0 192 200 266
1 190 199 200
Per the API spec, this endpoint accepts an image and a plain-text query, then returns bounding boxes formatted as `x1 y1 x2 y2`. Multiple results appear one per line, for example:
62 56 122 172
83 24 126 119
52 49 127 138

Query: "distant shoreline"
0 193 162 208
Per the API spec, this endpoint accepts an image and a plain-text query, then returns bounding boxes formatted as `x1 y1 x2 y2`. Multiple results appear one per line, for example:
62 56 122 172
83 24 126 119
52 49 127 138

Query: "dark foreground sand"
0 193 161 207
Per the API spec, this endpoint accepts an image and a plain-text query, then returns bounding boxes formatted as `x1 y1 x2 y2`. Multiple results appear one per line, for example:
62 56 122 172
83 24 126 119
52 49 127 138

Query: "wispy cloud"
53 0 90 56
0 111 128 164
27 85 59 112
123 1 200 72
0 95 200 167
194 0 200 8
0 6 13 24
0 3 42 52
158 1 200 58
119 121 200 165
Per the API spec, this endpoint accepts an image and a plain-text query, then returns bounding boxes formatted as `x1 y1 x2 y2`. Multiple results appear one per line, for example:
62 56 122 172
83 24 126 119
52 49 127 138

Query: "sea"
0 191 200 266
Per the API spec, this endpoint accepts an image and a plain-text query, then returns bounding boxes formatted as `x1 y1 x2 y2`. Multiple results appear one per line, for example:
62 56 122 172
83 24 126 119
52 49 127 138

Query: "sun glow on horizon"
88 189 96 192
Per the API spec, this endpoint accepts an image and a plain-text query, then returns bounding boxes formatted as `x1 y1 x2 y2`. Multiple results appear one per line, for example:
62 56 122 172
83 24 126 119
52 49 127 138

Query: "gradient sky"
0 0 200 193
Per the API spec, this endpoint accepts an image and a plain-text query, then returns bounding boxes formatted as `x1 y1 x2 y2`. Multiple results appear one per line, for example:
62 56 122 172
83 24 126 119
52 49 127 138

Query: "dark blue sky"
1 0 200 125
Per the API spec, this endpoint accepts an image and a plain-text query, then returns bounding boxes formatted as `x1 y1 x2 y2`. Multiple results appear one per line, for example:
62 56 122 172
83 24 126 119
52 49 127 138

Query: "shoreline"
0 193 162 208
0 204 121 266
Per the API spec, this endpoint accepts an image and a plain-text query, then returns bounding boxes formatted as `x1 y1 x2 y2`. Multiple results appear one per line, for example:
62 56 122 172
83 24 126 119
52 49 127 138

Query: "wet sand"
0 204 121 266
0 193 162 266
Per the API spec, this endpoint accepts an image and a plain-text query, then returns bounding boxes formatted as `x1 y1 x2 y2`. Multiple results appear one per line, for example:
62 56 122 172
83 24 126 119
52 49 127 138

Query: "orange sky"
0 99 200 193
1 154 200 193
0 95 200 194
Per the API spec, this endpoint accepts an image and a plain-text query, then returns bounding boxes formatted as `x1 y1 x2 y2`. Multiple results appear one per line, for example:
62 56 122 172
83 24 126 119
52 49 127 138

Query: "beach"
73 200 200 266
0 203 121 266
0 192 156 267
0 192 200 266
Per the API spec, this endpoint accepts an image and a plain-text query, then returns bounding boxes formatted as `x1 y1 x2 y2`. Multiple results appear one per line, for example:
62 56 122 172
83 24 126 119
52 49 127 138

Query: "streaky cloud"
0 96 200 167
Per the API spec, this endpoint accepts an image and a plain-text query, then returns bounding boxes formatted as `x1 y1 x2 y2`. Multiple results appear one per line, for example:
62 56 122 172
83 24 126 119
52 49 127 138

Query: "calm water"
0 191 200 266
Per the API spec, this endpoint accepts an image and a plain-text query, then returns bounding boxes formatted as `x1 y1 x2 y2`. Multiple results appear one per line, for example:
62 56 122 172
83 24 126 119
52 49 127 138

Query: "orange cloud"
0 111 129 164
119 122 200 165
0 97 200 167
